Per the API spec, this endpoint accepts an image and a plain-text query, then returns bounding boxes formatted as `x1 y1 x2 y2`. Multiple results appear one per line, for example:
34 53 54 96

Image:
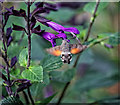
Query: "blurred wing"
46 46 62 56
70 44 87 54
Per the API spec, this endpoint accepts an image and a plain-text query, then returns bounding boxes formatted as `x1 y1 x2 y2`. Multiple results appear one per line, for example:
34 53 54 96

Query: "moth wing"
46 46 62 56
70 44 87 54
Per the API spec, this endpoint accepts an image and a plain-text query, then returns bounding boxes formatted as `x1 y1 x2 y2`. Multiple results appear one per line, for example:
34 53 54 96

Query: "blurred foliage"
0 1 119 105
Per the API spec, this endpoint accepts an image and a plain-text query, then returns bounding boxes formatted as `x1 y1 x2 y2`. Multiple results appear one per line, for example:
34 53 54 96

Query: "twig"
23 90 30 105
56 82 70 105
84 0 100 42
87 37 109 48
27 2 31 68
26 2 34 105
56 54 82 105
56 1 101 104
27 87 35 105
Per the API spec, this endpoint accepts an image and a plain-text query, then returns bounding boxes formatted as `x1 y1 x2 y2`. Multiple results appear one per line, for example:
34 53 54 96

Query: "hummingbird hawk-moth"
46 40 87 64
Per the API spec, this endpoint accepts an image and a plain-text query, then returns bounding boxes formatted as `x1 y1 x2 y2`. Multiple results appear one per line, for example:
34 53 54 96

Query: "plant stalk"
1 4 12 95
26 2 35 105
84 0 100 42
27 2 31 68
56 0 101 104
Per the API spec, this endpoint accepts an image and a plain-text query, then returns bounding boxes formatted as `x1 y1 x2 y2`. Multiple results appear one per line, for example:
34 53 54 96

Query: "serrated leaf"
1 95 23 105
19 48 28 67
41 55 63 71
22 66 43 82
84 2 108 14
49 68 76 83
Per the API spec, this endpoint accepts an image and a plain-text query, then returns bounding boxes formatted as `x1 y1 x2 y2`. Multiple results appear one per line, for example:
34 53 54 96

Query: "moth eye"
64 60 67 63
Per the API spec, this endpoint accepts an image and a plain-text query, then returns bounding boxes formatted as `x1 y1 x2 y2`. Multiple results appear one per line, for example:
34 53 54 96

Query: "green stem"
84 0 100 42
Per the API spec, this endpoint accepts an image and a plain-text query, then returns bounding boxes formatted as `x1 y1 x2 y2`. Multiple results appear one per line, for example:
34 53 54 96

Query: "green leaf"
19 48 28 67
78 48 94 65
47 8 75 23
41 55 63 71
7 43 23 59
49 68 76 83
10 69 20 76
36 93 57 105
22 66 43 82
1 95 23 105
98 33 120 46
84 2 108 14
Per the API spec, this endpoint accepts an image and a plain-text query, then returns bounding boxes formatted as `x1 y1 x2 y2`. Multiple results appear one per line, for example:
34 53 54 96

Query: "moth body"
46 40 87 64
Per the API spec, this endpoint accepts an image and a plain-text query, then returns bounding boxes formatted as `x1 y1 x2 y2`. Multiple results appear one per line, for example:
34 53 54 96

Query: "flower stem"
1 4 12 95
27 2 31 68
84 0 100 42
27 87 35 105
23 90 30 105
56 82 70 105
26 2 35 105
56 1 101 104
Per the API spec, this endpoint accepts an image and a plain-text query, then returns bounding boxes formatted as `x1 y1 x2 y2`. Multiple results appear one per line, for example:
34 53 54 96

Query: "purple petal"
5 6 14 13
35 2 44 8
44 85 54 98
35 15 50 23
11 56 17 68
15 79 30 84
0 72 7 81
30 17 36 30
44 2 58 11
31 7 46 16
6 27 12 38
56 33 67 39
12 9 26 17
40 32 69 47
56 33 70 42
41 32 57 40
4 7 14 24
17 83 31 93
104 44 114 48
19 9 26 17
40 32 57 47
46 21 80 34
12 24 25 31
46 21 64 33
7 36 13 47
63 27 80 34
32 25 44 35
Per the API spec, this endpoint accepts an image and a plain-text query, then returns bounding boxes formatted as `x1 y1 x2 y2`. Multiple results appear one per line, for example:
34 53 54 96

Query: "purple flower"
40 32 69 47
4 7 26 25
6 27 13 47
16 79 32 93
7 36 13 47
12 24 25 31
11 56 17 68
104 44 114 48
45 21 80 34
